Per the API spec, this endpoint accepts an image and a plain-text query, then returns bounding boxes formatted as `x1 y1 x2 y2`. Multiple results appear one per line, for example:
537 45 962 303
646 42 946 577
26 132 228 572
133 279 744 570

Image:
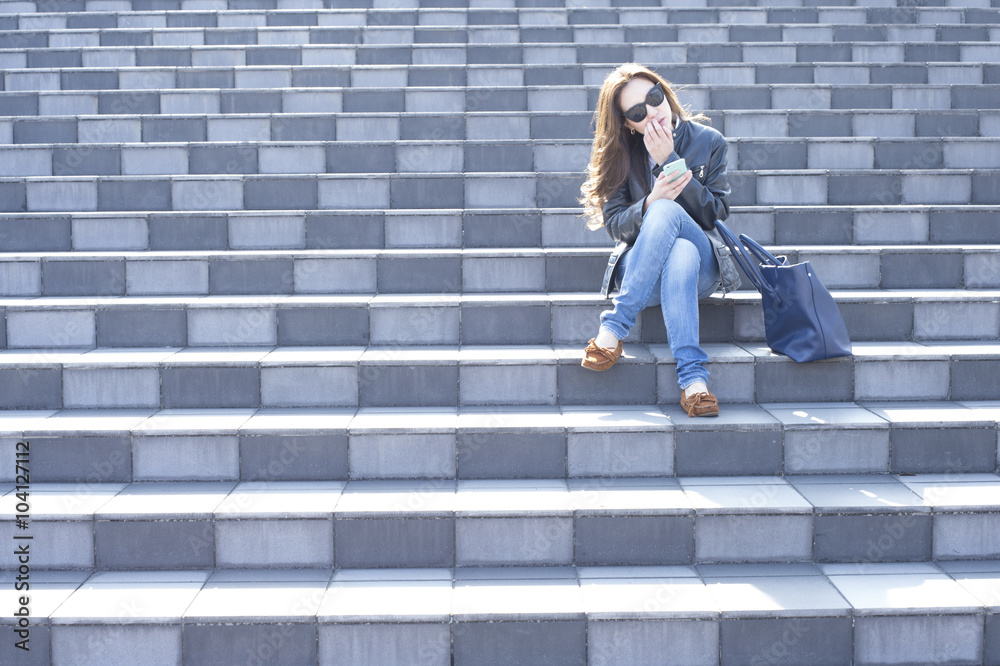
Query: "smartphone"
661 157 686 183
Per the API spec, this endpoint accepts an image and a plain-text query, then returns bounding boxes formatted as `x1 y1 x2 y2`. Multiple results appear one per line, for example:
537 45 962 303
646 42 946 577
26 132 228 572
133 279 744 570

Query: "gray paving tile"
934 514 1000 560
452 620 585 666
305 213 383 249
0 215 70 251
461 361 556 405
720 617 853 665
95 519 214 569
141 117 205 143
42 259 125 296
183 624 317 666
891 428 997 474
784 428 891 475
675 429 782 477
189 145 258 175
815 513 932 563
334 518 454 567
883 251 964 289
457 517 572 566
96 308 186 347
245 177 318 211
52 147 120 177
855 358 951 402
377 256 460 293
587 619 717 665
854 615 984 665
216 519 333 567
148 214 227 251
576 516 693 566
0 623 49 664
276 305 368 346
918 113 979 139
567 430 673 478
0 260 38 298
461 303 550 345
8 310 95 348
19 430 129 477
318 624 450 666
0 361 63 408
774 209 850 245
349 433 455 479
51 625 182 666
13 119 73 144
64 367 160 409
696 515 812 563
209 259 293 295
240 434 349 481
133 435 239 481
557 355 656 406
457 432 563 479
952 359 1000 401
359 364 457 408
0 518 93 569
161 367 260 409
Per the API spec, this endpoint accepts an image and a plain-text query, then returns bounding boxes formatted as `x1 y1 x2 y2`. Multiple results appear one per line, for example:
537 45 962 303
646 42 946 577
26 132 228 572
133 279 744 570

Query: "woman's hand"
648 169 693 206
643 117 675 166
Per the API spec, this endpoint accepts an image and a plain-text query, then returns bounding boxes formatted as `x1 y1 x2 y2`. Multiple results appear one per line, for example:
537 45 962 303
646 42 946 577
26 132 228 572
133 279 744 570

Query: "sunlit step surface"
1 562 997 665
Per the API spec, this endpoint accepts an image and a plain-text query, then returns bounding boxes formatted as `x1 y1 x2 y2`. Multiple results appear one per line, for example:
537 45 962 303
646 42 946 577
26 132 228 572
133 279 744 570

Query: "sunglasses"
622 82 666 124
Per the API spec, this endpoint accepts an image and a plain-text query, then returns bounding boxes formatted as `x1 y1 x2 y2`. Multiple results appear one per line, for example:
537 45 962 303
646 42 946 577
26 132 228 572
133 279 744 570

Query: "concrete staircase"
1 0 1000 664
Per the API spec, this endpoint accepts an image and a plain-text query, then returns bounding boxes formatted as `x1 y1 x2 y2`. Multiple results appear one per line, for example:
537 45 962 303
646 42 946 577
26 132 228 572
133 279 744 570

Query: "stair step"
4 110 998 142
1 168 998 213
0 4 996 25
2 41 998 70
1 342 999 409
3 42 1000 69
4 245 1000 295
3 83 1000 117
1 562 997 665
2 401 998 482
3 475 1000 569
4 137 1000 176
2 289 1000 348
2 206 1000 252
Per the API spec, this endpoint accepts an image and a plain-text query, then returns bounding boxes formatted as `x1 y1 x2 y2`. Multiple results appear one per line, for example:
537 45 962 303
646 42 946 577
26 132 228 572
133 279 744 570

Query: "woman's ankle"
595 328 620 349
683 381 709 399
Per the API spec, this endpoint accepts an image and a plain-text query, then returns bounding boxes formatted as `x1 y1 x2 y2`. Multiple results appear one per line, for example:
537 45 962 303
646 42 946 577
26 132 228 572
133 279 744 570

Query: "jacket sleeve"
600 179 646 246
666 134 731 231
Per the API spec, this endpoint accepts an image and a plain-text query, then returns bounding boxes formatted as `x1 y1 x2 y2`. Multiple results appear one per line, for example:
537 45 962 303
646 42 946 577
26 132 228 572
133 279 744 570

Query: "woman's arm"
601 180 646 246
671 134 731 230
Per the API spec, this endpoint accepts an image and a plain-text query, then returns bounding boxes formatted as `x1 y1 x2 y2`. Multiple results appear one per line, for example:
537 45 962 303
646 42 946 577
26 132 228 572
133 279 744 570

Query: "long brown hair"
580 63 708 230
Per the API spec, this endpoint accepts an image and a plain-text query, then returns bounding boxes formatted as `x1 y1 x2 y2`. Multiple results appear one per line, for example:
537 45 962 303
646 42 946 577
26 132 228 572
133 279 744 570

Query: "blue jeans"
600 199 721 390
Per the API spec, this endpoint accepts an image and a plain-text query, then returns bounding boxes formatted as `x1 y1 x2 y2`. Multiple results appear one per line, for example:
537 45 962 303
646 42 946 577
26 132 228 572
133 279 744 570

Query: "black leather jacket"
599 118 742 298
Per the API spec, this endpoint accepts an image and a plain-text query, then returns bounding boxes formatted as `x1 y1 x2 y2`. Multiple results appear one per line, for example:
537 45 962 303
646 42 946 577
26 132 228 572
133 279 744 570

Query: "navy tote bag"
715 221 852 363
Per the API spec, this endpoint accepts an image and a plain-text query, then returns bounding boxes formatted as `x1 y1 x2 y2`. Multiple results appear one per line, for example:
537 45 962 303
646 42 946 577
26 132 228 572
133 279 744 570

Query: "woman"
579 63 741 417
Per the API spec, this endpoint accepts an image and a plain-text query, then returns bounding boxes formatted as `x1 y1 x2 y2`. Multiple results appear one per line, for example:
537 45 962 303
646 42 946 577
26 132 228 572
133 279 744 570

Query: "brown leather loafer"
681 391 720 417
581 338 623 371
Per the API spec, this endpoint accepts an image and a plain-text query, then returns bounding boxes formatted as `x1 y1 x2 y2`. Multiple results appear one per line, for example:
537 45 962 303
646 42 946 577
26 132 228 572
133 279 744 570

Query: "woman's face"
619 77 671 135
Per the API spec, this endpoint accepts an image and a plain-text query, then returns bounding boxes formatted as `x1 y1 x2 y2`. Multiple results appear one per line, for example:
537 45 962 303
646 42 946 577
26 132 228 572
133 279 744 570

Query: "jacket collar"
672 116 690 147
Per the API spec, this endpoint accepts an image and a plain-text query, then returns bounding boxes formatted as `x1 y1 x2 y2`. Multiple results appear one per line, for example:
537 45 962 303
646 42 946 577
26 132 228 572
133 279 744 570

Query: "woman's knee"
644 198 685 223
638 200 685 244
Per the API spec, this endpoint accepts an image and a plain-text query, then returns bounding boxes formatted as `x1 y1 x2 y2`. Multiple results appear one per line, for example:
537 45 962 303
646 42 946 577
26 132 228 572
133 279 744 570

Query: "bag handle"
738 233 784 267
714 221 771 297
